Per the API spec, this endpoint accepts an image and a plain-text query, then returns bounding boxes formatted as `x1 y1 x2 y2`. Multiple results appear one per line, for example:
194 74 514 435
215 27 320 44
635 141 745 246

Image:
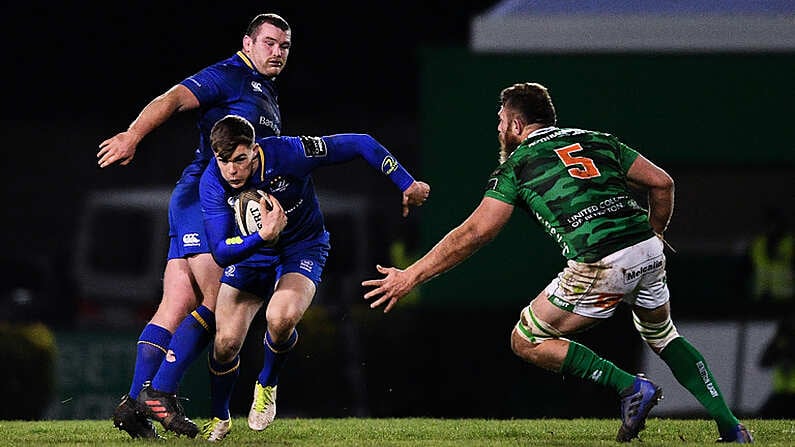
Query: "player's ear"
512 118 523 135
243 34 253 52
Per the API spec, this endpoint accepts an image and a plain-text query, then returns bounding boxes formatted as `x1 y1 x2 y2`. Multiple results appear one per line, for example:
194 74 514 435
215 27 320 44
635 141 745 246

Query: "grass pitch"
0 418 791 446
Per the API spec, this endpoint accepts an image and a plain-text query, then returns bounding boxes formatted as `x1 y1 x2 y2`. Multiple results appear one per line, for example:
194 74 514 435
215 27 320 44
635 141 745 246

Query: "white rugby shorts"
544 236 670 319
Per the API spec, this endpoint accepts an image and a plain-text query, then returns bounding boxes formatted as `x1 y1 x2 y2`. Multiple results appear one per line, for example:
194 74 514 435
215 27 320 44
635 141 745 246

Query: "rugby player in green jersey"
363 82 752 443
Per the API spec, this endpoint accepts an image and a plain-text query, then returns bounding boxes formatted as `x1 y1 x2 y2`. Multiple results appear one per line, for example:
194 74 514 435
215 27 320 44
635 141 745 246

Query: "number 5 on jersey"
554 143 601 179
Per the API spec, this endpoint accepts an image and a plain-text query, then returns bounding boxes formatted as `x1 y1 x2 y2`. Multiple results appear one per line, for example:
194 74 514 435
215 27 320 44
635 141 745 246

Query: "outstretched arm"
362 197 513 313
626 154 674 234
321 134 430 215
97 84 199 168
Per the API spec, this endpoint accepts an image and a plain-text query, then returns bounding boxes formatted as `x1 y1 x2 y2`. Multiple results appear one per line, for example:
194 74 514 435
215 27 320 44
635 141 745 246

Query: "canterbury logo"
182 233 200 247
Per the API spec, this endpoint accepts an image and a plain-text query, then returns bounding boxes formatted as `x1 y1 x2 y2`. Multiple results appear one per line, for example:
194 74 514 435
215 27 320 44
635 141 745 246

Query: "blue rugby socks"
129 324 172 399
258 329 298 387
151 305 216 394
208 354 240 420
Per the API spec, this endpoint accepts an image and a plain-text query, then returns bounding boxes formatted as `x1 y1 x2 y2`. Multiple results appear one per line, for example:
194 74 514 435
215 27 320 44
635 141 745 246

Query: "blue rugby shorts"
167 161 211 259
220 235 330 299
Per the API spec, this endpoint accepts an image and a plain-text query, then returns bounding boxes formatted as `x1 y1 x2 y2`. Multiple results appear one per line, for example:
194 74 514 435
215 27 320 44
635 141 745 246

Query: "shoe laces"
202 417 231 441
202 418 228 433
254 384 276 412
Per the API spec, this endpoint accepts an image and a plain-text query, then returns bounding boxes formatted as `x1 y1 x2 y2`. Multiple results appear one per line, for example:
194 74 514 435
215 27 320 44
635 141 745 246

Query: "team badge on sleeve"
381 155 398 175
299 136 327 158
487 177 498 191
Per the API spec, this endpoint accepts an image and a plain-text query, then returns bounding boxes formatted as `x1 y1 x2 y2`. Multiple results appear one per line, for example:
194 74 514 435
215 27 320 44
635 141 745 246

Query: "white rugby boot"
201 417 231 442
248 382 277 431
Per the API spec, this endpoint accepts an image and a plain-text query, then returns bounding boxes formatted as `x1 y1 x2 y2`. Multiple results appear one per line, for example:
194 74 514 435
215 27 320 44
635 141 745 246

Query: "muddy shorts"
543 236 670 319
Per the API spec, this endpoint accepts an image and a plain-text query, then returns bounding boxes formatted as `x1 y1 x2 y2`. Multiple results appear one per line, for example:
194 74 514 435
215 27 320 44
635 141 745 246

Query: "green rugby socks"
561 341 636 393
659 337 739 433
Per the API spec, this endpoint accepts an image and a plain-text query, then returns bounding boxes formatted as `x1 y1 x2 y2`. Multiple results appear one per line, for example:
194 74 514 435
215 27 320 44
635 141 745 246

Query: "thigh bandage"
515 305 563 344
632 312 679 351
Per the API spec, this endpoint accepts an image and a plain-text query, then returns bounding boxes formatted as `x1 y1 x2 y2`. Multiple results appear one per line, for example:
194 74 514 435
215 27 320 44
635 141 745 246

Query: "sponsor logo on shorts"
548 294 575 312
299 259 314 272
183 233 201 247
224 265 236 277
624 256 664 283
381 155 398 175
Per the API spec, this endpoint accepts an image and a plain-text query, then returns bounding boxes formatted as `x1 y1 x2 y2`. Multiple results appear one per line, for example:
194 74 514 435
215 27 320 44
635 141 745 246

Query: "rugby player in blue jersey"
98 14 291 438
191 115 429 440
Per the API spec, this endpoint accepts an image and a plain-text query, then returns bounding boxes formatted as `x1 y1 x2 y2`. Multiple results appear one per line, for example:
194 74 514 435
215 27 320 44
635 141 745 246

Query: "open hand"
97 131 141 168
362 264 417 313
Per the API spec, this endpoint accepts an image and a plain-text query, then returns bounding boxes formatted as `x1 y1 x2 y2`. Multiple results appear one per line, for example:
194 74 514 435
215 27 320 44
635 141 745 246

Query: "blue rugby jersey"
180 51 282 163
199 134 415 267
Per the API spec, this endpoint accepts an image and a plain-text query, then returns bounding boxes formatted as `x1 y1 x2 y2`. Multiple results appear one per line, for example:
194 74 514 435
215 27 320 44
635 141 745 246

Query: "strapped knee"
515 305 563 344
633 312 679 351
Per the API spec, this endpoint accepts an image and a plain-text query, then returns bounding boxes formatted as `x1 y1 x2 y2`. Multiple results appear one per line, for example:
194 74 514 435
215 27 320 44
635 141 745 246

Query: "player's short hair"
210 115 255 160
246 13 290 39
500 82 557 127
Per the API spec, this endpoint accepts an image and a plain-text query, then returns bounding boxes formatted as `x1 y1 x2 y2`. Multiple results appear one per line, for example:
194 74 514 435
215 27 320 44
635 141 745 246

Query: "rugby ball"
232 189 273 236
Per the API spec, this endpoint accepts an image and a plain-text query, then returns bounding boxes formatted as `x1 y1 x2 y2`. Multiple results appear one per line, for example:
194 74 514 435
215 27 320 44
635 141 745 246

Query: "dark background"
2 2 791 422
0 0 499 323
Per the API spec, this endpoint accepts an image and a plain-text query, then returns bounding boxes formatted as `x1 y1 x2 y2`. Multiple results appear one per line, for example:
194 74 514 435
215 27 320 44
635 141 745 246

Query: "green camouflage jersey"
484 127 654 262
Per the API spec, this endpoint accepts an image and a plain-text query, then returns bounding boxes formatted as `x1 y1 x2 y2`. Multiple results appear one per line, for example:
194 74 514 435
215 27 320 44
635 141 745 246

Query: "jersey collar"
520 126 558 146
527 126 557 139
256 145 266 183
236 51 278 82
236 51 255 70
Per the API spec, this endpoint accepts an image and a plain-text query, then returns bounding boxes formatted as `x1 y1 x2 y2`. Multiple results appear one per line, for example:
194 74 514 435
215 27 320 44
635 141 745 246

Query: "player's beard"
498 130 521 164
